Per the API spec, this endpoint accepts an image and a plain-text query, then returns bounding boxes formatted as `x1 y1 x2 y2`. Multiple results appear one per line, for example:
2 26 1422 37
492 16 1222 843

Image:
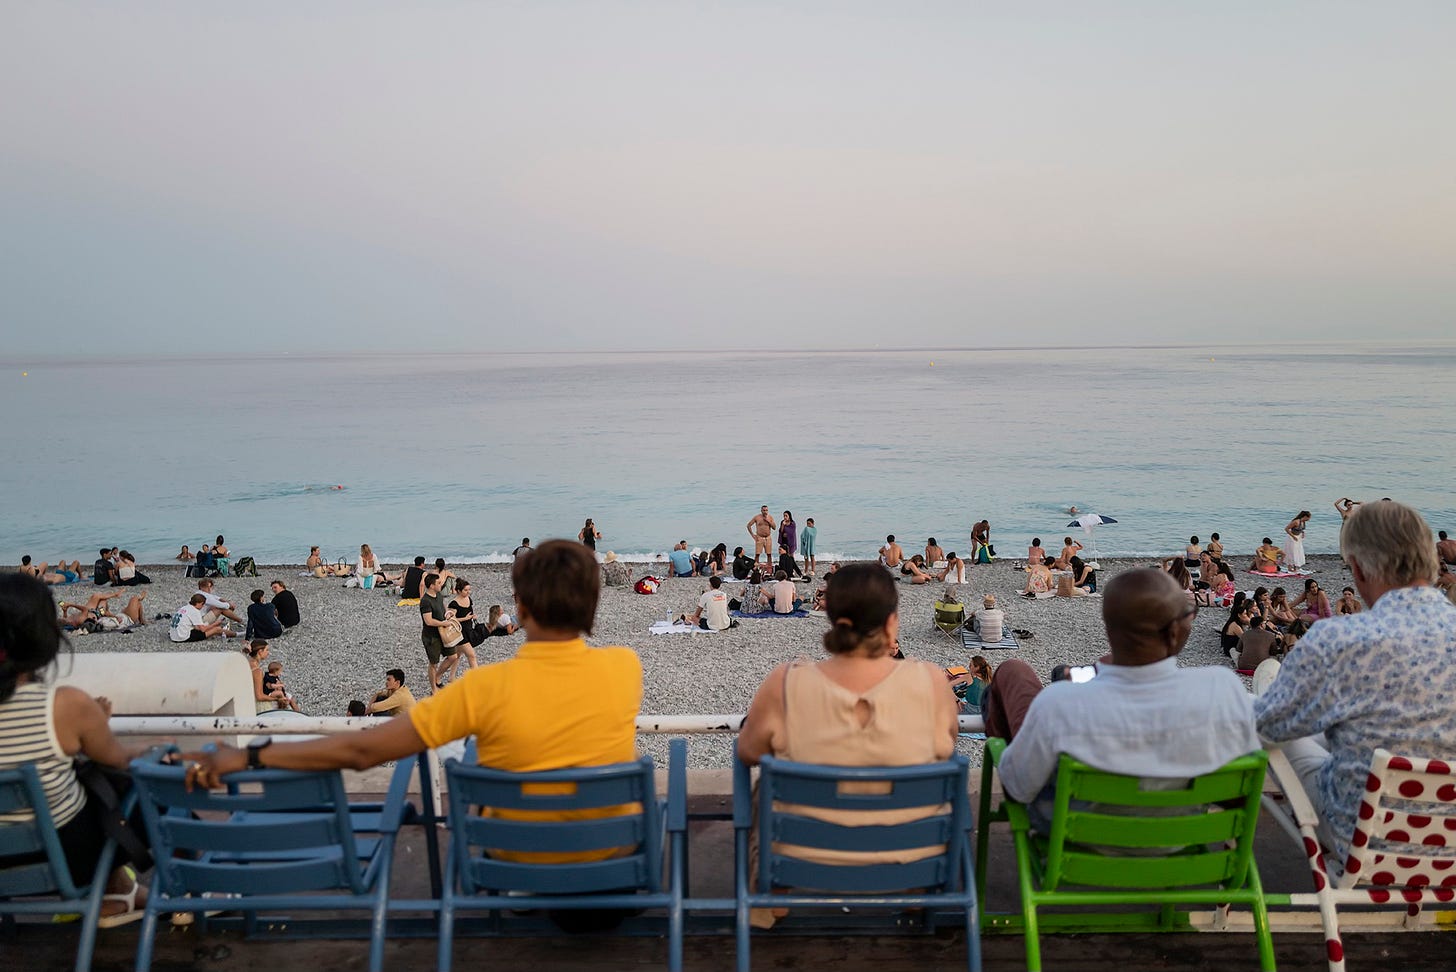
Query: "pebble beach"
56 554 1348 767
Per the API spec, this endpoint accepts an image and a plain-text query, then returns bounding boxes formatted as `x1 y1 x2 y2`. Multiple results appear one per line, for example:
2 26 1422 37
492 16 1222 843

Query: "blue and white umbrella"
1066 514 1118 562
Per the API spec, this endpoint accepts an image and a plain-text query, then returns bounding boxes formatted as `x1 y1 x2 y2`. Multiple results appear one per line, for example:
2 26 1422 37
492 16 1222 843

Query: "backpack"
233 556 258 577
634 576 661 595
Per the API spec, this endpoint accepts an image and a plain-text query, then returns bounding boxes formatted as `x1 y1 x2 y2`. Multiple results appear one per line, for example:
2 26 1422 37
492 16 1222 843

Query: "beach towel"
649 621 715 635
1244 569 1312 579
960 627 1019 651
731 609 811 619
396 598 421 607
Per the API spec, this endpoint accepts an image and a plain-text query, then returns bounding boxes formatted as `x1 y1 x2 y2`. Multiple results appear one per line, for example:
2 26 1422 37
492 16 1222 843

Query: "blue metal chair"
439 737 687 972
0 765 119 972
129 754 415 972
732 747 981 972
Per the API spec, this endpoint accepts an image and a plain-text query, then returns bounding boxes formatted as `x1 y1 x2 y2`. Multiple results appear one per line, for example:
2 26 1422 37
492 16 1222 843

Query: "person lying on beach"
21 556 82 585
58 590 148 630
899 554 933 585
878 535 904 569
1053 537 1082 570
1250 538 1284 574
938 551 966 584
1335 587 1362 615
176 545 194 562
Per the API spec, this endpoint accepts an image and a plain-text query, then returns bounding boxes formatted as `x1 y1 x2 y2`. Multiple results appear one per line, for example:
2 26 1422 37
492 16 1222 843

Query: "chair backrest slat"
1043 752 1266 892
462 812 645 854
132 761 367 897
449 762 648 812
469 855 649 895
1344 749 1456 889
771 812 954 854
752 755 971 895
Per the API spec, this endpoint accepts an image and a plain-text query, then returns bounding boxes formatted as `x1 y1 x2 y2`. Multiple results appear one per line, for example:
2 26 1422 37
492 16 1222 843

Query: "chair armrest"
984 736 1008 766
1265 748 1323 830
666 738 688 833
375 755 418 834
732 754 753 830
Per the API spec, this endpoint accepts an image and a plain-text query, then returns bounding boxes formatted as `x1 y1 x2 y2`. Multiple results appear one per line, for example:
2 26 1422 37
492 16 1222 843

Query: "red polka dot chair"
1264 747 1456 971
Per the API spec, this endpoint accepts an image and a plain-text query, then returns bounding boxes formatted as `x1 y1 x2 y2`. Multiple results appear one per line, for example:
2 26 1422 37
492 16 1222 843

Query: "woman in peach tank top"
738 563 960 925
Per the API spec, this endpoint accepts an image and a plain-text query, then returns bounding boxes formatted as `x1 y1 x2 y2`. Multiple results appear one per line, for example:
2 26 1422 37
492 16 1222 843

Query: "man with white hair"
1255 500 1456 858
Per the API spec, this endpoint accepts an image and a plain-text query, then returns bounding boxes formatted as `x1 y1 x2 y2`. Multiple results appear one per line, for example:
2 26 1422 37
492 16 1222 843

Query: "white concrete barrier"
58 651 256 720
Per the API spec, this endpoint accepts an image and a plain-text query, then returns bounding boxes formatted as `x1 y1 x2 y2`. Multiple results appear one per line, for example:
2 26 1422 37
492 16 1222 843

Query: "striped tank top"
0 682 86 827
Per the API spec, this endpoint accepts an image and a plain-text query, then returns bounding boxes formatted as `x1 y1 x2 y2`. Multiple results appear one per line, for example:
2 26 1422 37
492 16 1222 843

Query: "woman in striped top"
0 573 154 926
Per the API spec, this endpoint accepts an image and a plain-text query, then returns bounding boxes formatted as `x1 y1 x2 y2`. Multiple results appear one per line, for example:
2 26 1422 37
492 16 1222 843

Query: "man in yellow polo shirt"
183 539 644 866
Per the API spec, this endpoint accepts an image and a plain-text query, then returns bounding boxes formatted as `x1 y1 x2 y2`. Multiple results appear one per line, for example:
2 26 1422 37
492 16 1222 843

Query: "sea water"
2 344 1453 565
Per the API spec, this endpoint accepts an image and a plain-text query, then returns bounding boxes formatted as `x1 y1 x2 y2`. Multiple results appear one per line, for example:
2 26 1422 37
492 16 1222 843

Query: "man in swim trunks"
21 556 82 585
1053 537 1082 570
747 505 776 567
878 535 904 569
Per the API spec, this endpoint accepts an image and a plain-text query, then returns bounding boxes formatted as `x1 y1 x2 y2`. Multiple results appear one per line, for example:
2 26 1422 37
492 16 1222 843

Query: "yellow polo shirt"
408 637 643 863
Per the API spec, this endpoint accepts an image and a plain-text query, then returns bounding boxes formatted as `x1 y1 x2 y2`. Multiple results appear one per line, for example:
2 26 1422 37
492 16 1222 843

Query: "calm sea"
2 345 1453 565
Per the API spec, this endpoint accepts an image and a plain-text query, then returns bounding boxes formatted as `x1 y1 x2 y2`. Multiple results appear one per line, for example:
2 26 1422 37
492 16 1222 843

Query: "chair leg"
965 903 982 972
437 895 455 972
1247 869 1276 972
368 878 389 972
734 831 751 972
669 832 685 972
135 905 162 972
1011 831 1042 972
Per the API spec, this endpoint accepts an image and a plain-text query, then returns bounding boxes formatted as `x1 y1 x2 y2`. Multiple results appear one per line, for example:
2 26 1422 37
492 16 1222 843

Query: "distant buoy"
21 372 27 377
333 485 344 490
929 361 934 367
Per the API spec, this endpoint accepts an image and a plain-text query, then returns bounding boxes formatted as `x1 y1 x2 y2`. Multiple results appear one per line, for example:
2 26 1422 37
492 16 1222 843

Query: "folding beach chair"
733 744 981 972
1262 747 1456 971
976 738 1274 971
129 754 415 972
439 738 688 972
0 765 123 972
933 600 968 643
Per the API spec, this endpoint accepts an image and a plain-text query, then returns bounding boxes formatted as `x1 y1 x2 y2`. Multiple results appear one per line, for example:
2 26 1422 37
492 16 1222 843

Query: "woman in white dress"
1282 510 1311 569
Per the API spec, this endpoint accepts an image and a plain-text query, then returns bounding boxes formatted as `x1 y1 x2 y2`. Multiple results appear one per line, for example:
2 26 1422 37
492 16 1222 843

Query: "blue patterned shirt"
1254 585 1456 858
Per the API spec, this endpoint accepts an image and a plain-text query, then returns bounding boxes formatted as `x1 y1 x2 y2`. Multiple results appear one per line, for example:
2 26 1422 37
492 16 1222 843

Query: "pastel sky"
3 2 1453 354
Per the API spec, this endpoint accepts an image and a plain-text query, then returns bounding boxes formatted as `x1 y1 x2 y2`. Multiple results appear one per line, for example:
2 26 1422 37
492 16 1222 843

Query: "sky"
2 2 1454 355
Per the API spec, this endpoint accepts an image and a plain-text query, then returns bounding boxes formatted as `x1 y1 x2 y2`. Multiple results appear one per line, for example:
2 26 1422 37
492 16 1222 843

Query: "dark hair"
928 537 937 545
709 576 722 589
0 574 66 703
1044 556 1056 566
1304 578 1319 592
1069 556 1085 574
1441 531 1449 540
886 535 895 543
1263 537 1273 545
250 589 265 604
347 700 367 717
246 640 268 657
783 511 793 523
749 569 762 584
1031 538 1040 547
189 593 206 606
1272 587 1287 600
1168 559 1191 586
99 548 109 557
454 577 470 593
271 579 285 589
733 546 744 557
435 558 446 570
1299 511 1311 519
1342 586 1355 595
806 518 814 525
1190 536 1199 544
774 569 788 581
21 555 31 566
1064 537 1073 545
510 539 600 634
1211 533 1220 541
217 535 225 545
414 556 426 566
1254 586 1269 600
386 668 405 685
822 563 897 657
521 538 530 545
1228 594 1248 622
946 552 957 561
1287 619 1310 639
423 572 440 590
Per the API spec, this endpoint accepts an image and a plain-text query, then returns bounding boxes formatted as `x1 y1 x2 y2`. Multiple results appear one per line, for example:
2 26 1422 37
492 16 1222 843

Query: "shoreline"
45 555 1352 768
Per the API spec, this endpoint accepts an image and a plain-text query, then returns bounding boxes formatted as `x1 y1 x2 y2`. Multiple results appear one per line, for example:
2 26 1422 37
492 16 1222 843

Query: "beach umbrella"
1066 514 1118 562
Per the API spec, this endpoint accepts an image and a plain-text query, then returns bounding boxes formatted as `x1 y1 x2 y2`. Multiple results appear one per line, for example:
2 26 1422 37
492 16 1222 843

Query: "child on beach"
262 660 303 713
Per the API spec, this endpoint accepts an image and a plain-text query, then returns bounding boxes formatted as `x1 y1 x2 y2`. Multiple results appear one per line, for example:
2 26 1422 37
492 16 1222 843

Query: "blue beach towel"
731 609 811 619
960 628 1019 651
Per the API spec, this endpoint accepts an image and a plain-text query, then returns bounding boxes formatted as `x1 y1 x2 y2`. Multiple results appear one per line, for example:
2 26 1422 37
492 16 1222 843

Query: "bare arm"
737 664 788 766
54 688 140 769
184 715 428 787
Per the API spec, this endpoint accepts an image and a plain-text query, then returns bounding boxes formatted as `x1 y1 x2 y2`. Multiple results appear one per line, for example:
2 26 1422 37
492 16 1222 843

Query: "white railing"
109 714 988 736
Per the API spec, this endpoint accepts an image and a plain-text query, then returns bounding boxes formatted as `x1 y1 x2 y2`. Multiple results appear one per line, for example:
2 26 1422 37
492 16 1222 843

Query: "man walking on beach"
747 505 776 567
1255 500 1456 858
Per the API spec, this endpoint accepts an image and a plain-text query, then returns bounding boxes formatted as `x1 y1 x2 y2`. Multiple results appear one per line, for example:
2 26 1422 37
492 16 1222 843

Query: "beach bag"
233 556 258 577
634 576 661 595
438 619 465 649
335 558 352 577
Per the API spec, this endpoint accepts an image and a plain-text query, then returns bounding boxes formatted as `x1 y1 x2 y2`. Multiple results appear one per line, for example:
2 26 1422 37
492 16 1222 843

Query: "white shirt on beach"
698 589 731 631
195 590 230 611
170 604 206 642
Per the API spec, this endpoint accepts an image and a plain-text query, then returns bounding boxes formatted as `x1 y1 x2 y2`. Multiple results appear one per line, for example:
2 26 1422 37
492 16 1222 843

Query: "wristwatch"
246 736 274 769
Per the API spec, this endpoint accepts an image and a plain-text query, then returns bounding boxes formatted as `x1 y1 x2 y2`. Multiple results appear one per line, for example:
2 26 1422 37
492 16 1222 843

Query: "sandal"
96 868 145 929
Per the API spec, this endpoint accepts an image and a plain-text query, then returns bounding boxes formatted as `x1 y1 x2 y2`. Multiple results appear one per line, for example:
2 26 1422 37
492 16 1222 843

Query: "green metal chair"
976 737 1274 971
